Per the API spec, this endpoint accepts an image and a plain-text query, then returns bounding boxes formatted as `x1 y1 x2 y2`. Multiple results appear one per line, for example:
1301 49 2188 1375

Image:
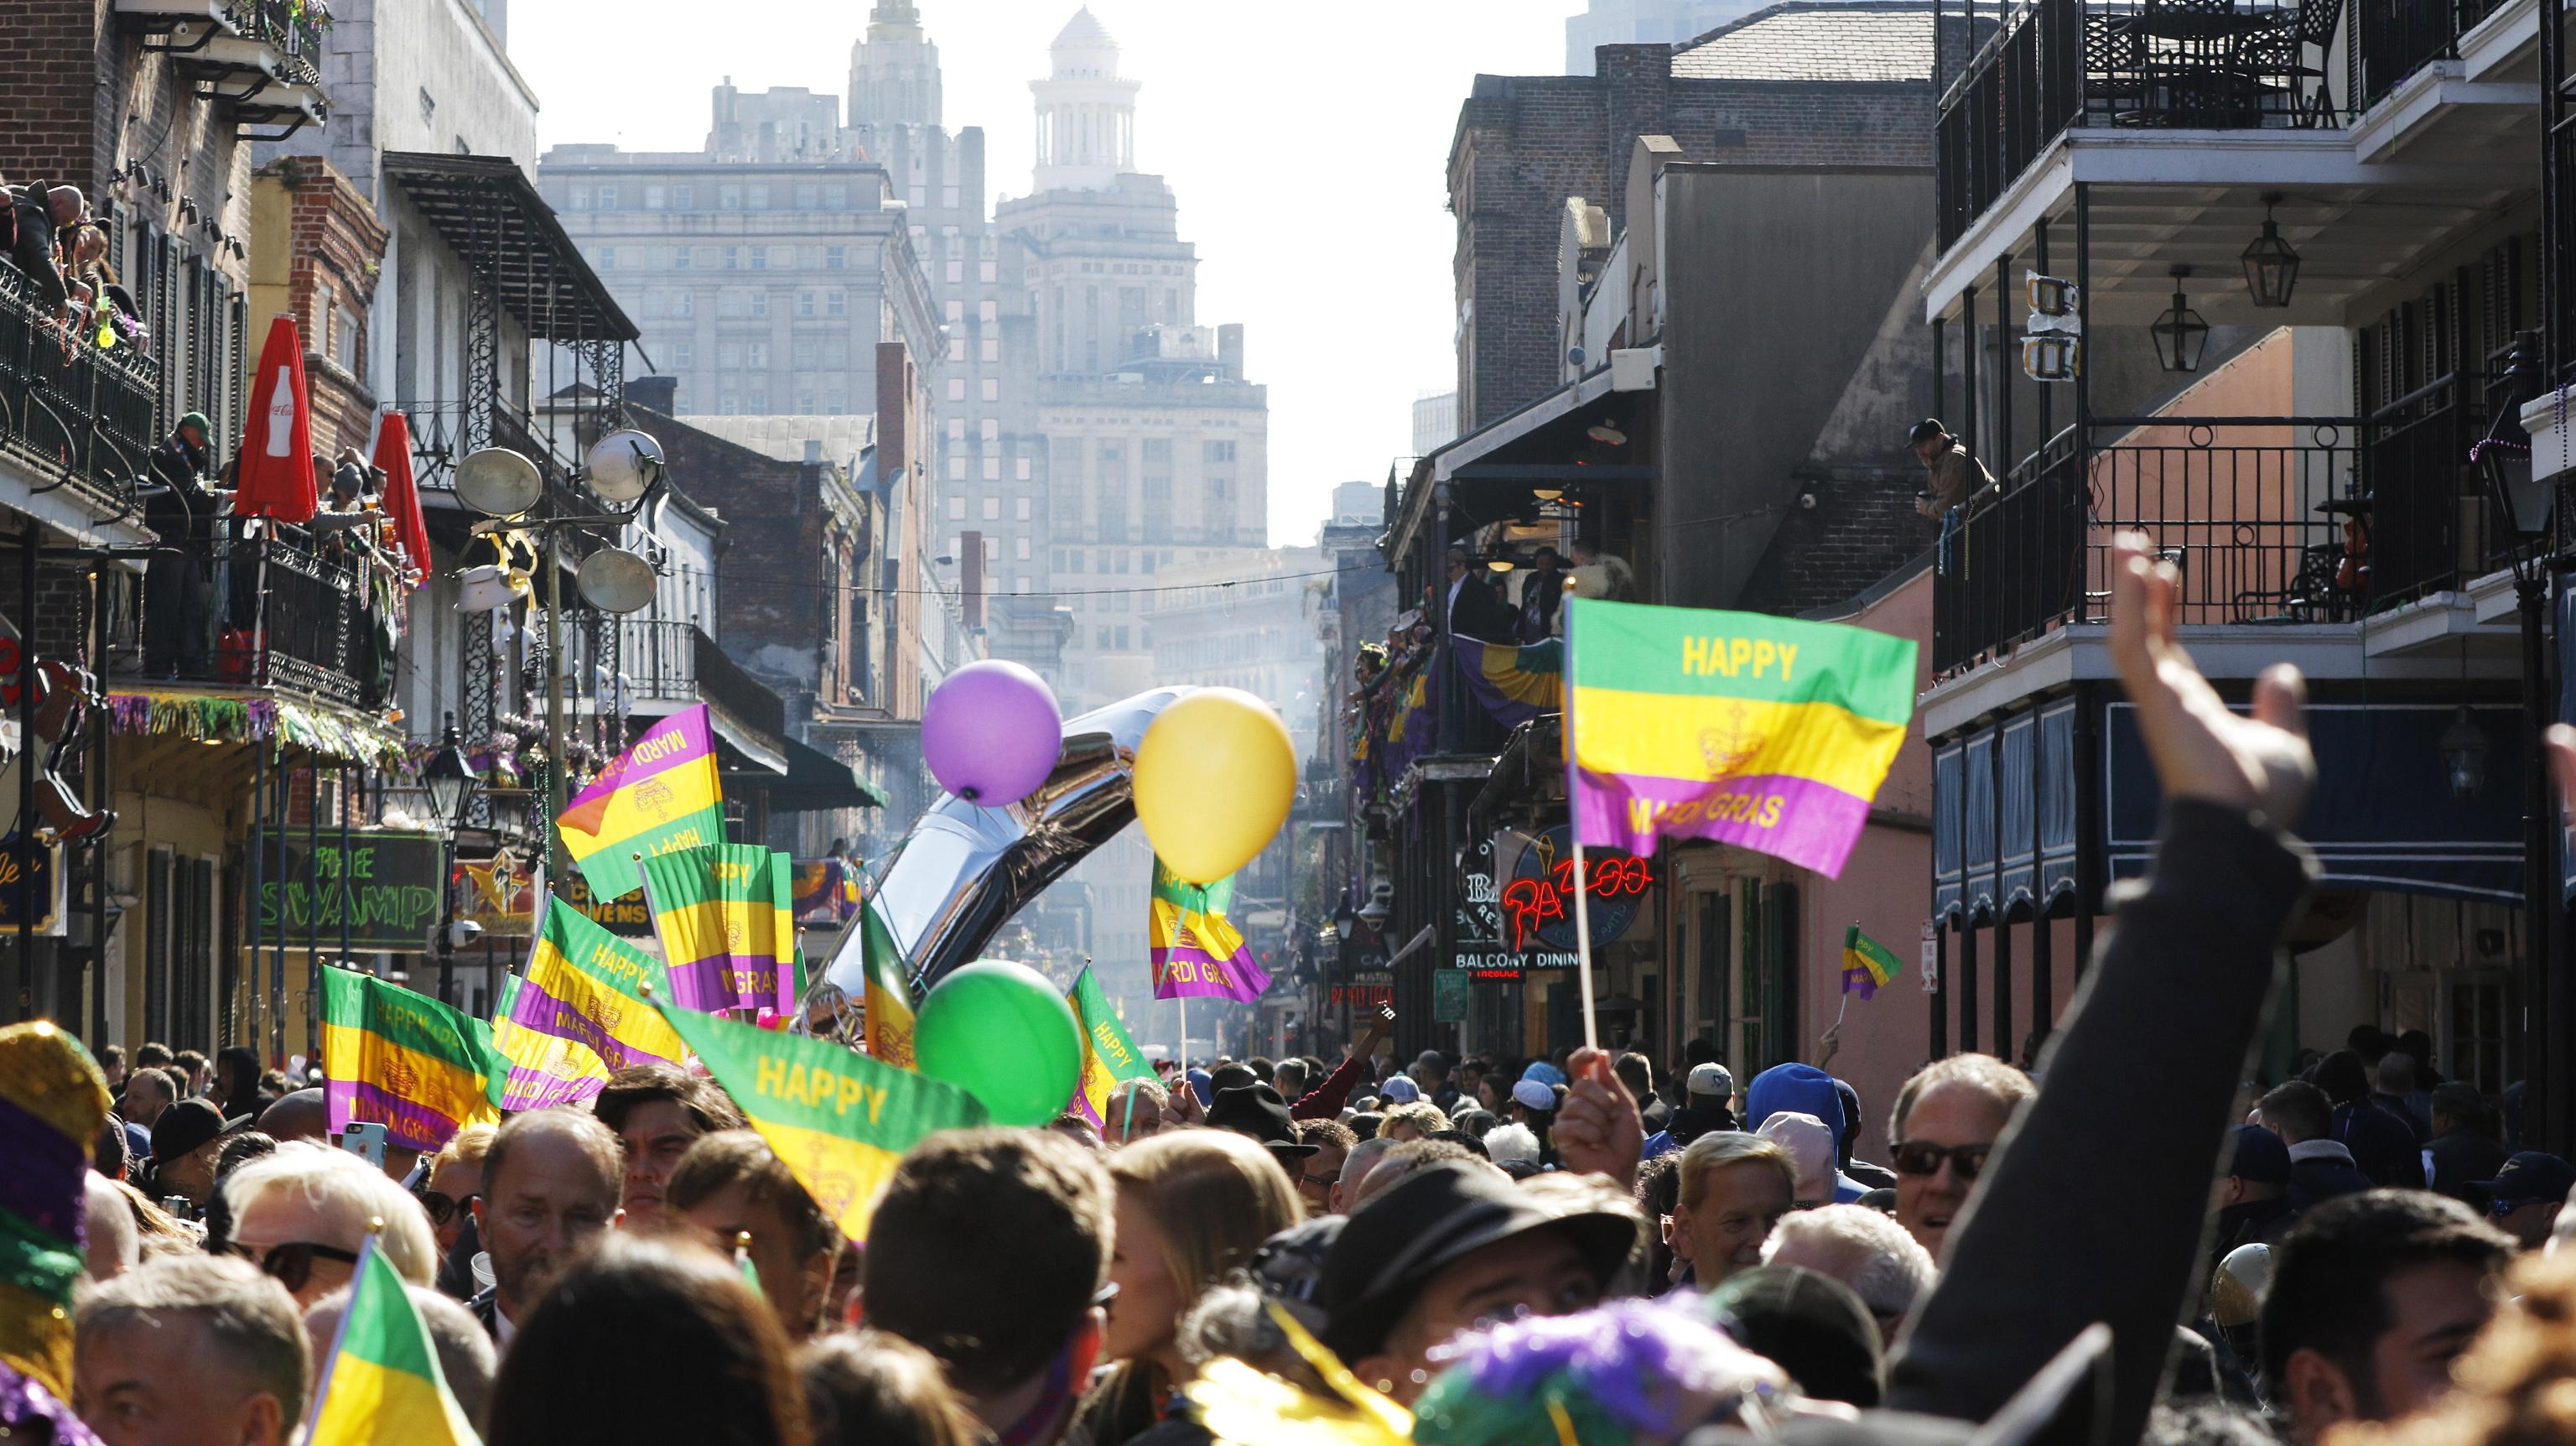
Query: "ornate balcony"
0 263 159 522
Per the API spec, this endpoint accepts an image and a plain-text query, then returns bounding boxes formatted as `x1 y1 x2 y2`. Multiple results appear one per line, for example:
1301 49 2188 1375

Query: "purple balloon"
922 660 1063 805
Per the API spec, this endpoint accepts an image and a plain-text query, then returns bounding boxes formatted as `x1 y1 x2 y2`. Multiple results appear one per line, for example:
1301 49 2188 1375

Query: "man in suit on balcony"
1442 546 1511 642
143 413 219 677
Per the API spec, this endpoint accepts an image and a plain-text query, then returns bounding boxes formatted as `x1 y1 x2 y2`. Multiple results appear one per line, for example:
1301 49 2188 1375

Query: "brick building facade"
1451 3 1937 428
250 156 389 455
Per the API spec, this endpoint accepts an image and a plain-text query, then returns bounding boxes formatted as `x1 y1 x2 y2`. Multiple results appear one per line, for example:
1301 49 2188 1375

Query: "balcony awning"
2106 700 2522 903
742 735 890 814
381 153 639 344
1386 354 1659 564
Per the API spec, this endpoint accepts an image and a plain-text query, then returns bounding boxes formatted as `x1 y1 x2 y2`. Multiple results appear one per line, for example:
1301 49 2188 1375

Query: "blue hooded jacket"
1743 1063 1846 1141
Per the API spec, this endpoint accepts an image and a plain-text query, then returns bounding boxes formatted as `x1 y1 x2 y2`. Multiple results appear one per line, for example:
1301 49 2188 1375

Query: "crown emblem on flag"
1697 705 1764 777
380 1056 419 1099
632 778 675 821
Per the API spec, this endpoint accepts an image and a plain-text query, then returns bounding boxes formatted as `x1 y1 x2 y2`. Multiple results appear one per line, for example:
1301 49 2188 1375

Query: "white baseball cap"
1510 1078 1556 1112
1686 1062 1734 1099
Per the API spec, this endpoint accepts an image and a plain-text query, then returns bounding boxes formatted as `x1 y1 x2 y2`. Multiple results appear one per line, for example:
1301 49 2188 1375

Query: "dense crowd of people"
14 532 2576 1446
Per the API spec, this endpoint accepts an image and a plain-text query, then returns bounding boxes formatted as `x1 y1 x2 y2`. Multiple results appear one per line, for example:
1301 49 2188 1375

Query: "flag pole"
1571 838 1599 1053
1565 596 1599 1053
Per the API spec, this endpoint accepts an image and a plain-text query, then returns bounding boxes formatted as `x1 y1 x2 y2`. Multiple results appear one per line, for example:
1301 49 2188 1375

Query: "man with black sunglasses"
1884 1053 2033 1260
220 1142 439 1308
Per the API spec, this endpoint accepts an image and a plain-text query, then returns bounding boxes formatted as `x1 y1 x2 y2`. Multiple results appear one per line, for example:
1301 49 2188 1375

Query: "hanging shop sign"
1331 969 1394 1010
249 829 443 950
1433 967 1471 1022
1496 824 1650 953
454 852 538 938
567 871 653 938
0 835 62 934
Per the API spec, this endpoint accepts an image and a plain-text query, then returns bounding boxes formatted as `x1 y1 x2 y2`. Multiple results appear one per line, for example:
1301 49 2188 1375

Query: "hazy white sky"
509 1 1571 547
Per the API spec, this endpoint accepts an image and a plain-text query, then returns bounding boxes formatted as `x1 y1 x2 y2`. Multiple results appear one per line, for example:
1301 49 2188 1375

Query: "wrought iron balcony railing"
109 530 391 710
0 263 159 520
1936 0 2346 247
1933 417 2361 674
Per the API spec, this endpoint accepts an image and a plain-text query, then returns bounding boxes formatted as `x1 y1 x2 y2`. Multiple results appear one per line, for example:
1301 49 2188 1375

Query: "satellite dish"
454 447 543 518
585 429 663 505
575 546 657 614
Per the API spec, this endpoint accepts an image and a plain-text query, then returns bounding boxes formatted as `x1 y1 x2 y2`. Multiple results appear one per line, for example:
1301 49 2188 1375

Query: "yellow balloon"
1134 687 1296 883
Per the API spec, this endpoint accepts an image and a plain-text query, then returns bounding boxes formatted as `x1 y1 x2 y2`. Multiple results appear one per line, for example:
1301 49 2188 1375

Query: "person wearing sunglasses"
220 1141 439 1307
1883 1053 2033 1261
2469 1151 2576 1249
421 1121 496 1259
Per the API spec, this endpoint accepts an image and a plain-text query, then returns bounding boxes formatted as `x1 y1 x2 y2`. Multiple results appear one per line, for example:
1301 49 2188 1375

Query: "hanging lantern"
2151 267 2210 374
2241 193 2301 309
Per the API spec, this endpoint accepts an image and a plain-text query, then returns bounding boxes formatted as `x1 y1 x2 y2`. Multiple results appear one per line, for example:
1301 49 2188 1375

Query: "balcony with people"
0 182 159 525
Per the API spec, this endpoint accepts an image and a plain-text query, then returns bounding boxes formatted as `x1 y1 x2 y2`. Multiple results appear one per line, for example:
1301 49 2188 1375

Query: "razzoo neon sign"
1494 825 1649 953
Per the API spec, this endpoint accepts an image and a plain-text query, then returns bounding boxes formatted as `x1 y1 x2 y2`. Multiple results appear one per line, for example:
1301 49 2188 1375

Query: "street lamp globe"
424 713 476 826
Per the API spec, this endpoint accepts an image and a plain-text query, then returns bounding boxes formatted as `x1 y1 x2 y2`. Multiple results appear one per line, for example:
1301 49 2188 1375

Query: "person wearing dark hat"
2210 1123 2298 1270
2423 1080 2508 1205
1316 1159 1639 1405
2470 1151 2576 1248
1206 1084 1318 1177
143 409 223 675
1909 418 1995 519
145 1096 231 1213
1707 1264 1887 1407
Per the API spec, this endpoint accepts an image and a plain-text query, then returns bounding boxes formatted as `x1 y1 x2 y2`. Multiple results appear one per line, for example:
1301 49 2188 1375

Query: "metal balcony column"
463 191 502 458
2033 218 2052 445
2075 185 2092 436
1963 281 1981 465
1997 253 2016 471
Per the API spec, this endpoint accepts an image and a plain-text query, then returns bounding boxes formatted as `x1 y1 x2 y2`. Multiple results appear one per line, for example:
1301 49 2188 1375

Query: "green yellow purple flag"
769 849 797 1008
655 999 986 1241
1067 966 1153 1131
305 1232 480 1446
491 897 686 1110
639 843 784 1014
1565 597 1916 878
321 966 502 1153
856 900 917 1068
556 705 724 902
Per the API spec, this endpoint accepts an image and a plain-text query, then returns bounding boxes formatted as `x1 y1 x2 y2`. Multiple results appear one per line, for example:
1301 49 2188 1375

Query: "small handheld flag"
557 705 724 902
306 1227 481 1446
1150 860 1271 1004
1067 966 1156 1131
1564 598 1915 879
304 1216 481 1443
491 897 686 1110
1841 925 1901 999
656 997 985 1241
856 899 917 1067
320 966 501 1152
640 843 786 1014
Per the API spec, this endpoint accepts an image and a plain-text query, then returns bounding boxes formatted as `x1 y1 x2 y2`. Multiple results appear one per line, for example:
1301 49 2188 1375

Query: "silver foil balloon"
807 687 1191 1032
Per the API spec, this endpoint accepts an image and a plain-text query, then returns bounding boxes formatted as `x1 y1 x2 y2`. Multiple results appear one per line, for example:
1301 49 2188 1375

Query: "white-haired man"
1669 1131 1795 1290
1765 1202 1939 1343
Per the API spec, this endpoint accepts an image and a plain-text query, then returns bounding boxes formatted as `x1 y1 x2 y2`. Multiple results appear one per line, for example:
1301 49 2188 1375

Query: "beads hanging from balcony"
2241 194 2301 309
2151 268 2210 373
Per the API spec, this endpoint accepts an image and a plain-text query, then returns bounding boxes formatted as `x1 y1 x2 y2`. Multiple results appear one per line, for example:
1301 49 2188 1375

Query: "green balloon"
912 960 1083 1126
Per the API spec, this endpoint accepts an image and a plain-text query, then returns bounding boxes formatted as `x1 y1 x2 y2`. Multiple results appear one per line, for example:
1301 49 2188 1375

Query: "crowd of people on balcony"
133 410 408 694
1 177 147 351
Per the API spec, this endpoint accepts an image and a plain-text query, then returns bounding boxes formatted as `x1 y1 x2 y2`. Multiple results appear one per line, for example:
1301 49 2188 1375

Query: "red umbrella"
235 315 315 525
372 409 432 585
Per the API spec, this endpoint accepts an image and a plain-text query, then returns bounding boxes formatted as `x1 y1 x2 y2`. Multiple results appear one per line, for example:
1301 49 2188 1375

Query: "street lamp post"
423 714 478 1008
2472 338 2561 1152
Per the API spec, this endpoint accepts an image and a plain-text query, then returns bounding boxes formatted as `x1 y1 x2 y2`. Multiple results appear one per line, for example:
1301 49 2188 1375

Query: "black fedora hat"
1208 1083 1317 1160
1317 1160 1639 1364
